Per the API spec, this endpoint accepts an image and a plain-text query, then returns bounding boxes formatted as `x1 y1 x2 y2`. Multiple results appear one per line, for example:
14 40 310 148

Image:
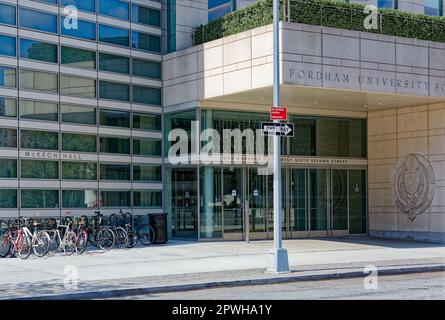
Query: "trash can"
149 213 168 244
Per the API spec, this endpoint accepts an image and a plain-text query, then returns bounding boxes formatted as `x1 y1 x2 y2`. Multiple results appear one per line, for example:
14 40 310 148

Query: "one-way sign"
261 122 294 137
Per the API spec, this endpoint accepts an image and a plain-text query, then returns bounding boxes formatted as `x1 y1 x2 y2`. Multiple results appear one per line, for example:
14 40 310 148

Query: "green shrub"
193 0 445 45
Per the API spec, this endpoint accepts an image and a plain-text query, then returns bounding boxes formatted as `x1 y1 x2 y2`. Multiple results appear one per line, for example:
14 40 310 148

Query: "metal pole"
267 0 289 273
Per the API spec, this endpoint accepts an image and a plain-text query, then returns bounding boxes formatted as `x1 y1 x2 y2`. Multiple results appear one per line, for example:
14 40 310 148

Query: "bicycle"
134 214 156 246
73 216 88 254
0 218 50 259
119 210 138 248
110 212 128 249
87 211 115 251
46 217 77 256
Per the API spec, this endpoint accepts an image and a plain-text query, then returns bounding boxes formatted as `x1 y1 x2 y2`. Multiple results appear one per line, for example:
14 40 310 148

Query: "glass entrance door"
288 168 309 237
247 168 268 239
331 169 348 235
222 167 244 240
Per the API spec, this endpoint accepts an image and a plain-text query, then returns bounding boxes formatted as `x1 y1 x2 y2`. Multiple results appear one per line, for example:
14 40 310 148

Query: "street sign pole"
267 0 289 273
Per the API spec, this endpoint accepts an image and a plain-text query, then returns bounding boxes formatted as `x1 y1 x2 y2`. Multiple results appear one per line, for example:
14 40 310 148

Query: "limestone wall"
368 103 445 242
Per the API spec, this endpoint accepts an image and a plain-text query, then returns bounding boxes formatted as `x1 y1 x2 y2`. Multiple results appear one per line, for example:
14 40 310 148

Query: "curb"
12 264 445 300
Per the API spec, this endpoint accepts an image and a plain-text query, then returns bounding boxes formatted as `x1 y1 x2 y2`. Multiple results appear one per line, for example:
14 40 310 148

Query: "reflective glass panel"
0 159 17 178
0 3 16 25
0 35 16 57
100 164 130 180
20 69 57 93
0 97 17 118
99 81 130 101
61 0 95 12
132 85 161 105
131 31 161 52
21 189 59 208
20 130 58 150
61 18 96 40
99 136 130 154
133 164 161 182
20 100 58 122
19 8 57 33
0 128 17 148
20 38 58 63
133 113 161 131
0 189 17 208
99 53 129 74
100 191 130 207
0 66 16 88
61 104 96 125
21 160 59 179
133 138 161 156
99 25 129 47
99 0 129 20
62 189 97 208
133 191 161 207
62 133 97 152
62 162 97 180
61 46 96 69
60 75 96 98
99 109 130 127
132 59 161 79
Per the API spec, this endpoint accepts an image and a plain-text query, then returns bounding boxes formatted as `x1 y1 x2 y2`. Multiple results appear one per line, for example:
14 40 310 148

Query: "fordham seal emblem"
390 153 436 221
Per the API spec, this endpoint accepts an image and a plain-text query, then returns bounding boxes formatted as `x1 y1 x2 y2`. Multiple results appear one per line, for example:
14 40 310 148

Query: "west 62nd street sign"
261 122 294 137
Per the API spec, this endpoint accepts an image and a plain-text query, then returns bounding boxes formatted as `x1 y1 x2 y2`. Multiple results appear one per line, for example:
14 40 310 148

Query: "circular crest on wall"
390 153 436 221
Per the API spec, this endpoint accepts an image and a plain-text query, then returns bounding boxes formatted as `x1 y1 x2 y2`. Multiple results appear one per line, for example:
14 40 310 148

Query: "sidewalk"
0 237 444 299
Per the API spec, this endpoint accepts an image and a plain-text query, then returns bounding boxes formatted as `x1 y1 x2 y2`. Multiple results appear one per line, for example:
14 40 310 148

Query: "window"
99 25 129 47
0 159 17 178
133 164 161 182
34 0 57 4
132 85 161 105
377 0 397 9
62 190 97 208
62 133 97 152
61 104 96 125
60 75 96 98
20 100 58 122
61 46 96 69
133 113 161 131
0 35 16 57
61 0 96 13
62 162 97 180
100 190 130 207
132 59 161 79
133 191 161 207
20 69 57 93
100 109 130 128
19 8 58 33
99 81 130 102
100 164 130 180
99 53 129 74
20 38 58 63
0 189 17 208
0 128 17 148
21 160 59 179
0 3 16 26
133 138 161 156
99 0 129 20
132 5 161 27
132 31 161 53
0 66 16 88
425 0 443 15
0 97 17 118
61 18 97 40
21 189 59 208
100 136 130 154
21 130 58 150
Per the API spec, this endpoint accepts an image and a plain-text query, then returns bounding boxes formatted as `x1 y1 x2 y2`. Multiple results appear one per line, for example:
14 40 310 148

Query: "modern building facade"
0 0 164 218
1 0 445 243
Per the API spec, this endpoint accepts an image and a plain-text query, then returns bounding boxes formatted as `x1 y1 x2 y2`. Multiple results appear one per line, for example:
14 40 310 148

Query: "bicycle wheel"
76 230 88 254
126 230 138 248
114 227 128 249
138 225 156 246
96 228 115 251
32 231 50 257
46 230 60 254
63 231 77 256
17 235 32 260
0 235 11 258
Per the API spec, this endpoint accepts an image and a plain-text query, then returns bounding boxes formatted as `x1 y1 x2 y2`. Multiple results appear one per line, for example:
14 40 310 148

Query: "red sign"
270 107 287 121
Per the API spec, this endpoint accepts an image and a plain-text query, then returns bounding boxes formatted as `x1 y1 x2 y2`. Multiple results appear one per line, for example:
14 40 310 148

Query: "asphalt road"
122 271 445 300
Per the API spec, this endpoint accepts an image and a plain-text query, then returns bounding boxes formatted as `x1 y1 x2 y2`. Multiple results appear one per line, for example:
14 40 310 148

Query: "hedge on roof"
193 0 445 45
